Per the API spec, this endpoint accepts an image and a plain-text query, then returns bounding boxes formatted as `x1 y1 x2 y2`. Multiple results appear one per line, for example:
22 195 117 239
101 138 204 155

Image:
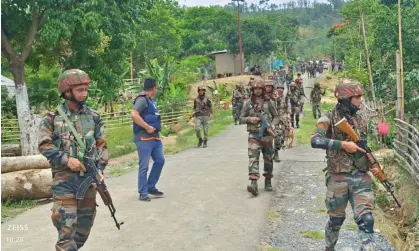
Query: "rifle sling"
56 105 86 175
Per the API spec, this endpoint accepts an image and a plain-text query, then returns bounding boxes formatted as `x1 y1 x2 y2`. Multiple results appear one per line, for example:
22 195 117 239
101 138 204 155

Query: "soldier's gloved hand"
68 157 86 172
341 141 366 153
249 117 260 124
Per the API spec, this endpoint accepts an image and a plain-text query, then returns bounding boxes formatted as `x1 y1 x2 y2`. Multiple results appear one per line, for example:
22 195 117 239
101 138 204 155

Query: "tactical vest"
288 90 299 105
52 104 98 172
243 99 275 133
325 109 368 173
276 95 288 114
311 88 322 103
195 97 211 116
133 94 161 134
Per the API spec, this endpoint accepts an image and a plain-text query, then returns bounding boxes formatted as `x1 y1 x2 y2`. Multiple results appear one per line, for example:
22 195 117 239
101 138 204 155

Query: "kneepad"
356 213 374 233
328 216 346 231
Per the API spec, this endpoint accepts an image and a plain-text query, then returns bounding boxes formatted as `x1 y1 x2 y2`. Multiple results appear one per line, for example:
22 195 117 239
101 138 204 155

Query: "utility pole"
360 11 376 100
397 0 404 120
233 0 244 74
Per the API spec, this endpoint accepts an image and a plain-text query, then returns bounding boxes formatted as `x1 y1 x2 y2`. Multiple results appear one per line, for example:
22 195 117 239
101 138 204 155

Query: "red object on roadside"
378 122 390 135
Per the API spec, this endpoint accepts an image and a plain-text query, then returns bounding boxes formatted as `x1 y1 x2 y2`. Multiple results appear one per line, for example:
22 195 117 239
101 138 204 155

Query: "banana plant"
144 55 174 101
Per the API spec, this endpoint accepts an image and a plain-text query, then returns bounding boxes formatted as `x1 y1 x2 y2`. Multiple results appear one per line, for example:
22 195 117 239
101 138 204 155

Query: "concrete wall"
215 53 242 75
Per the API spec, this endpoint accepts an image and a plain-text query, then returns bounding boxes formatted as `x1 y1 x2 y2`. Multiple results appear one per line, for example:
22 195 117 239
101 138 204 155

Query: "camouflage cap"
334 79 364 100
197 85 206 91
58 69 90 94
290 82 297 88
314 82 320 86
277 83 285 89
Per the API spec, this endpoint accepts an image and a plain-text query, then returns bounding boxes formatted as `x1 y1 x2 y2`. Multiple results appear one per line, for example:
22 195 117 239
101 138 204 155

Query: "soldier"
272 83 290 162
311 80 377 251
310 82 326 119
287 82 301 128
38 69 109 250
285 66 294 89
193 86 213 148
232 83 245 125
264 79 274 101
296 78 306 115
240 79 279 196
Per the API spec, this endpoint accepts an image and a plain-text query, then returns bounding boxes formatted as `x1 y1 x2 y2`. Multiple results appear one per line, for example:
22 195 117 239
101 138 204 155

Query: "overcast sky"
177 0 329 7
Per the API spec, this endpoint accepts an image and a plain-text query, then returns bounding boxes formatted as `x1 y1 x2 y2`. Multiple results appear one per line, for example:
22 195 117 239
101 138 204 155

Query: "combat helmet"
197 85 206 92
251 78 265 89
334 79 364 100
290 82 297 88
58 69 90 95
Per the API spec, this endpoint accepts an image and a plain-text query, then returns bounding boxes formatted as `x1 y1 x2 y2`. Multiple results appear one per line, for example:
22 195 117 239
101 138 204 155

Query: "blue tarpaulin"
272 59 284 69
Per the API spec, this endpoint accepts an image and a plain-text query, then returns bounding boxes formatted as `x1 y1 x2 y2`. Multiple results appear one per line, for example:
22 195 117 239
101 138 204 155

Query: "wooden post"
396 50 402 141
398 0 405 120
360 11 376 100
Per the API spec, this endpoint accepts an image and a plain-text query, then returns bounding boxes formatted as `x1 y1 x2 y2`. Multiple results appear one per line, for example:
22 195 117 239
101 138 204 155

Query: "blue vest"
133 94 161 134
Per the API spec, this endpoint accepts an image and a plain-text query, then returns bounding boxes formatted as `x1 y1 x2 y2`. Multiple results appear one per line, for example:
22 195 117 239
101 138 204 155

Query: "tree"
1 1 68 155
1 0 153 154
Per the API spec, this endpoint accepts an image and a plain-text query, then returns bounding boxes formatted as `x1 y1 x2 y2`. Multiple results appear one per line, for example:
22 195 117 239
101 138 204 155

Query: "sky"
177 0 329 7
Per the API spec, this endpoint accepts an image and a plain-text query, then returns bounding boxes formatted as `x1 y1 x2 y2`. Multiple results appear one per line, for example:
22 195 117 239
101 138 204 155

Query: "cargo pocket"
325 190 338 211
51 201 64 231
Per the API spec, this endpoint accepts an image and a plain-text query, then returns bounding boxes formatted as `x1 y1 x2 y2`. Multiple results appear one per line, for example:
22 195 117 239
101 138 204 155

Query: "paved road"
1 124 280 251
1 73 395 251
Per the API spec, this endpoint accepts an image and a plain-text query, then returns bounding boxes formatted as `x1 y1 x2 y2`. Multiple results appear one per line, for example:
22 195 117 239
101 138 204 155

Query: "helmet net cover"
334 79 364 100
58 69 90 94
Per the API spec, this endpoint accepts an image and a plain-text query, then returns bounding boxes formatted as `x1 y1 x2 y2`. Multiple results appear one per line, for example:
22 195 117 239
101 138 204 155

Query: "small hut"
208 50 243 78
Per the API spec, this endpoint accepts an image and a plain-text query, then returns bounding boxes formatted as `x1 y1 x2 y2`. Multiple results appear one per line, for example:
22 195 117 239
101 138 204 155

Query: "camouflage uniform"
311 80 376 251
193 86 213 148
296 77 306 113
310 83 326 119
272 84 289 162
240 80 280 196
287 83 301 128
232 84 245 124
38 69 109 251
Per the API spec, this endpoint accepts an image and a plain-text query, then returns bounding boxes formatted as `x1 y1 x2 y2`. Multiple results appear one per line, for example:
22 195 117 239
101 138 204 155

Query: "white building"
1 75 15 98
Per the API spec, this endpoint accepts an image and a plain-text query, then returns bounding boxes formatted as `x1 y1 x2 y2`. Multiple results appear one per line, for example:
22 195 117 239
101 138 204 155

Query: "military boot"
197 138 203 147
203 140 207 148
247 180 258 196
274 150 281 162
265 178 273 191
296 116 300 128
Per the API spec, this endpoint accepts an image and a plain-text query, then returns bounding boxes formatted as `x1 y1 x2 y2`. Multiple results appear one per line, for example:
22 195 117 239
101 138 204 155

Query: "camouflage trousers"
51 172 97 251
324 171 376 250
248 133 274 180
312 102 321 118
232 101 243 121
195 116 210 140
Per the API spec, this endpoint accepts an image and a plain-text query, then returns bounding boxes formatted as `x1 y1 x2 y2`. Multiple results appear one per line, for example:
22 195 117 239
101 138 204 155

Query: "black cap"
143 78 156 91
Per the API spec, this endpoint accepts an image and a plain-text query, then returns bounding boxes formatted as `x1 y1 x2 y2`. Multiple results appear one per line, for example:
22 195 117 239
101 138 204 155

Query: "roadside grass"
301 230 325 240
265 210 281 222
2 199 47 223
164 108 233 155
296 102 334 145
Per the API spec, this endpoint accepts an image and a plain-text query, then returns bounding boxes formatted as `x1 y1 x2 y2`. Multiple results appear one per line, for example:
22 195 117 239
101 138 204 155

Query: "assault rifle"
335 117 401 208
76 156 125 229
257 113 276 138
